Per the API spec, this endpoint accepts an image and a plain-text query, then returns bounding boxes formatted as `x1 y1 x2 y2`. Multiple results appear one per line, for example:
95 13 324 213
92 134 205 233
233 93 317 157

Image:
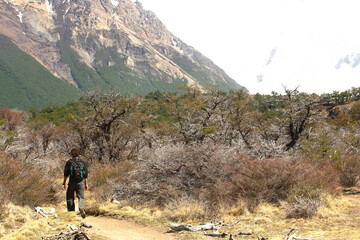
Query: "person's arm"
83 160 88 190
62 176 68 191
63 161 70 190
84 178 88 190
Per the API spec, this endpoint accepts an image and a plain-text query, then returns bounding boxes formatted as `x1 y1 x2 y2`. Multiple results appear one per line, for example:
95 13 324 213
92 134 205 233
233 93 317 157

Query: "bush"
338 156 360 187
0 154 59 207
282 184 324 218
113 144 242 207
232 157 338 212
0 186 7 221
283 197 322 219
89 161 134 202
110 144 339 215
0 108 24 130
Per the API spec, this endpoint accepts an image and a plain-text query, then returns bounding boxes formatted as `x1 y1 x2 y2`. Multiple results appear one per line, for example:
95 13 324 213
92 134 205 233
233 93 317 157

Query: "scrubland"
1 87 360 239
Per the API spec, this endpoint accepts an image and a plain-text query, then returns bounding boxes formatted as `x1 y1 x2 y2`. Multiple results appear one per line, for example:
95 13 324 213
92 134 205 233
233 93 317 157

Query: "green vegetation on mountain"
58 41 188 96
0 35 80 110
168 50 239 91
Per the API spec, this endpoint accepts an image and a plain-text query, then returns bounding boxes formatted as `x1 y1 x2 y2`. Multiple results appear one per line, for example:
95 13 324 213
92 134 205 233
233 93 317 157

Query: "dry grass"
81 189 360 240
173 193 360 240
0 203 81 240
1 191 360 240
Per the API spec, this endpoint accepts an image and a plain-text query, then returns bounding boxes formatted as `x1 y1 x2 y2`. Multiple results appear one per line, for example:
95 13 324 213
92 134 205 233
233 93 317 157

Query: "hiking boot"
80 208 86 219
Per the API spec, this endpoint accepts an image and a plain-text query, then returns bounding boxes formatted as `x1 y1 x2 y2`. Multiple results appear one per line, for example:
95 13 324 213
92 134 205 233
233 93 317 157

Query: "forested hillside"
0 35 80 109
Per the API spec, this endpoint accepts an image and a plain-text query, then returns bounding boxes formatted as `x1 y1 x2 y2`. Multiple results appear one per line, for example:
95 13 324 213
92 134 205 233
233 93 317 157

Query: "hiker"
62 148 88 218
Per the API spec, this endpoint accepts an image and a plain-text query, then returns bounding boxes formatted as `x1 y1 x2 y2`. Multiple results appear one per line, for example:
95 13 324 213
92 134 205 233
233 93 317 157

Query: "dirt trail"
85 216 178 240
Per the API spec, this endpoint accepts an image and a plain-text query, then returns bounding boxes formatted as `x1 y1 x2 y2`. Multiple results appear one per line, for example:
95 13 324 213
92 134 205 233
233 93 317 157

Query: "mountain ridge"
0 0 244 109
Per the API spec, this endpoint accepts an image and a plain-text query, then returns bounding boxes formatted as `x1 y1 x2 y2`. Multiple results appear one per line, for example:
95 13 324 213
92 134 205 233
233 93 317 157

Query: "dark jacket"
64 158 88 183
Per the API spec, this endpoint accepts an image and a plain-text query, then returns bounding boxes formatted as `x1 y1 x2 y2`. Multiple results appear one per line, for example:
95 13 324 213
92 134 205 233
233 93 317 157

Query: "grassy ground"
1 189 360 240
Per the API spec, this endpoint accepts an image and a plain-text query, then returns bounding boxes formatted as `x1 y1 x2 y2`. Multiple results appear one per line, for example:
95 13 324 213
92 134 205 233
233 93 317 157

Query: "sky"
137 0 360 94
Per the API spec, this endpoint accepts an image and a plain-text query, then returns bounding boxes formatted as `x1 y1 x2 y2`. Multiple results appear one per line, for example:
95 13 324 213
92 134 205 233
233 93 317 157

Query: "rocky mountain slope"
0 0 243 109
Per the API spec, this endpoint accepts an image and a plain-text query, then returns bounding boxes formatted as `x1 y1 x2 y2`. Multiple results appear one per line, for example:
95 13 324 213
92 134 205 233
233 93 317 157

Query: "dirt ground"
84 193 360 240
85 216 178 240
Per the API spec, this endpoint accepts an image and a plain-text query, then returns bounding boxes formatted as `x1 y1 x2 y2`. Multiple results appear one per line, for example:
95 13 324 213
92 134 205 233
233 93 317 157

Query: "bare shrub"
89 161 134 202
85 202 103 216
232 158 298 211
0 108 24 130
283 197 322 219
0 154 59 207
282 185 324 218
111 143 338 216
0 186 7 220
113 144 241 209
232 157 338 212
338 156 360 187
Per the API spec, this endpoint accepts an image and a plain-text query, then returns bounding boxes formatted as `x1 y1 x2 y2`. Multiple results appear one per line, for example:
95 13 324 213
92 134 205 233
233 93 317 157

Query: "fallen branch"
169 222 217 232
42 229 91 240
81 222 93 228
237 231 253 236
283 229 325 240
293 233 325 240
229 219 246 226
203 231 228 237
35 207 56 218
283 228 296 240
42 224 91 240
68 224 78 231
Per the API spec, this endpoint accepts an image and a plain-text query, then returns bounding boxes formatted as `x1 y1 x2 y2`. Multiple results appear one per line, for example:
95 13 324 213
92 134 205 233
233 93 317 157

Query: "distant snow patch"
266 47 278 65
171 38 184 54
110 0 119 7
46 0 55 15
335 53 360 69
172 38 178 47
16 9 23 22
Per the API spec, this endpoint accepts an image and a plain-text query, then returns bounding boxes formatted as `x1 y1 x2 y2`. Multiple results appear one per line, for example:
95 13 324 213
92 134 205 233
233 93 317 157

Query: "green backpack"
70 158 85 182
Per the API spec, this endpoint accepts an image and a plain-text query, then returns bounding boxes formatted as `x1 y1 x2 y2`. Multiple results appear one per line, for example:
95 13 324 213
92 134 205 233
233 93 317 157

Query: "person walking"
62 148 88 218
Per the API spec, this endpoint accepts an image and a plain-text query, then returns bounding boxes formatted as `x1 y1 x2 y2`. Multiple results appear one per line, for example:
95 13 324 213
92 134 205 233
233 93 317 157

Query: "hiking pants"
66 180 85 211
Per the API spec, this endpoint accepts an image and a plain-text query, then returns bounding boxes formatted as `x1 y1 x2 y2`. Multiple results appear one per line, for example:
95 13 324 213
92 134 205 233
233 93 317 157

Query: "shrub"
110 144 339 216
0 186 7 221
232 157 338 211
282 184 324 218
0 108 24 130
338 156 360 187
0 154 59 207
233 158 298 211
283 197 322 219
113 144 242 208
89 161 134 202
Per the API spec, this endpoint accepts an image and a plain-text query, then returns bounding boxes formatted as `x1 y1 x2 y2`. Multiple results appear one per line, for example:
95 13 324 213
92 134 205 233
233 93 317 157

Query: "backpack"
70 158 85 182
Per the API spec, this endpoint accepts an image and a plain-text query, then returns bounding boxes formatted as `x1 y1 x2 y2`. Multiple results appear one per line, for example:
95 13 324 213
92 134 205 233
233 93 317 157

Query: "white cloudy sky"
137 0 360 94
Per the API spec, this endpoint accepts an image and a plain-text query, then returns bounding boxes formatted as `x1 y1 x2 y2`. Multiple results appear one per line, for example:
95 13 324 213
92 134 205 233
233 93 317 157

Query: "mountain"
0 0 243 109
0 34 79 109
